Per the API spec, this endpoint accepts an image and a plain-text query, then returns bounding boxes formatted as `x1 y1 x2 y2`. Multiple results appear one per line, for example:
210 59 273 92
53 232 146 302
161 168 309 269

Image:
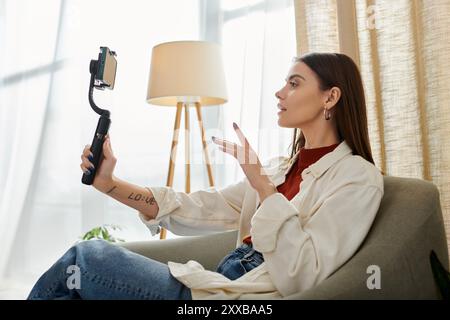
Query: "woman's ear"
324 86 341 108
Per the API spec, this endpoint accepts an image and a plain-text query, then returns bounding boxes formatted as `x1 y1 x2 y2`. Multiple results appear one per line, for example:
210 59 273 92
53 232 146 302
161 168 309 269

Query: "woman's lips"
277 104 287 114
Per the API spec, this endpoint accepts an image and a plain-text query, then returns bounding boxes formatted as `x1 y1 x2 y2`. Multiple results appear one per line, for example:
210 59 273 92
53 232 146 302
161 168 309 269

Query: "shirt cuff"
138 213 161 236
137 186 181 236
250 192 299 252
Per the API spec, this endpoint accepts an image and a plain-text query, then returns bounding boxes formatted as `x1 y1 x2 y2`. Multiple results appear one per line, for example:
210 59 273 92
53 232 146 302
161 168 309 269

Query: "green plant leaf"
79 224 125 243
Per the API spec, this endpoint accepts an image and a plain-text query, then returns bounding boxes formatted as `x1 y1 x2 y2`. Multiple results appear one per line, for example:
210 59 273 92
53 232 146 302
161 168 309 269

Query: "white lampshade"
146 40 228 106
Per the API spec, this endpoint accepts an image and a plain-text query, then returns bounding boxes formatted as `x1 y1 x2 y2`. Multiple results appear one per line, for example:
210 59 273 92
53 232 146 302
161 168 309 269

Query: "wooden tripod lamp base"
160 101 215 240
146 41 228 240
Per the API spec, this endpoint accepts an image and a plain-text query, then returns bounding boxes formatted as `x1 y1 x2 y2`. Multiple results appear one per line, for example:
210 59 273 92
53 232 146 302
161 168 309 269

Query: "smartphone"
82 46 116 185
94 47 117 90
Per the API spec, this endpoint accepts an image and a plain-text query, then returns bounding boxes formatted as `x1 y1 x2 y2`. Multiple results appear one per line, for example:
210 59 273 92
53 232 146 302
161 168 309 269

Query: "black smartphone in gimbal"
81 47 117 185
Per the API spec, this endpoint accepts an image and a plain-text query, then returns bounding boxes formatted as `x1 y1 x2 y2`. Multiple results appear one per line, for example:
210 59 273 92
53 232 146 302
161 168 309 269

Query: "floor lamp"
146 41 228 240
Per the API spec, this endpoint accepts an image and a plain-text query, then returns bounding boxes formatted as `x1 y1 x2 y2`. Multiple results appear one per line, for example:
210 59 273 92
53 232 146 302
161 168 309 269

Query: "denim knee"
73 240 114 269
75 239 111 252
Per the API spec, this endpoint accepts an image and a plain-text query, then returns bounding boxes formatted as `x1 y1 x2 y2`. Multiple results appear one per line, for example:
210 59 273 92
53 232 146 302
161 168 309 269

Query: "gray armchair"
120 176 449 299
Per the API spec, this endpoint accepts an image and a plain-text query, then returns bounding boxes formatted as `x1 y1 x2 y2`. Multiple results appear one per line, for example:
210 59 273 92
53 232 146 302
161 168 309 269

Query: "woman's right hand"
80 134 117 191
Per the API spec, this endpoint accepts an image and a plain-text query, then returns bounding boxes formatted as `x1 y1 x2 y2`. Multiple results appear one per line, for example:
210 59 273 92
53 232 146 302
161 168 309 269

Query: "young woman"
28 52 384 300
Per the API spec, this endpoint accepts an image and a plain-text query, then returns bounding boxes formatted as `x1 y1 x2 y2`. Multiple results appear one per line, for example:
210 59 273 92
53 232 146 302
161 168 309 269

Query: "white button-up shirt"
139 140 384 299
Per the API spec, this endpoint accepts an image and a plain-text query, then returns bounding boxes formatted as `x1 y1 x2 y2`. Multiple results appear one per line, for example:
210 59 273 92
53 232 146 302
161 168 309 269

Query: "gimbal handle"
81 60 111 185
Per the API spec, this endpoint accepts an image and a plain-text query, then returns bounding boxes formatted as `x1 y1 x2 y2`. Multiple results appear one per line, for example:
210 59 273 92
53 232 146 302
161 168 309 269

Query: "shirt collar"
282 140 352 179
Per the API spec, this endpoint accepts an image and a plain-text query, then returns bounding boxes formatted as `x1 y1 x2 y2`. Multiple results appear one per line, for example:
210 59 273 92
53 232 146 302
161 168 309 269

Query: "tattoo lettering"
106 186 117 194
128 192 156 205
145 187 157 205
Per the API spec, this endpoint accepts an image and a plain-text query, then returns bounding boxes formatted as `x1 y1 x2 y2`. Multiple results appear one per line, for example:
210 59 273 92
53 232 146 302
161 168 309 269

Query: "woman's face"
275 61 328 128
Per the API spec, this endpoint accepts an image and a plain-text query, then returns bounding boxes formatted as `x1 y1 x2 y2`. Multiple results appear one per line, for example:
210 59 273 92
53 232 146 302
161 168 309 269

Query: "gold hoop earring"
324 108 331 120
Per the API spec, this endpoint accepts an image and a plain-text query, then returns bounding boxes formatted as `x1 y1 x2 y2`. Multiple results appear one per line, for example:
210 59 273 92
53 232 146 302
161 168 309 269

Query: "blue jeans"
216 243 265 280
27 240 192 300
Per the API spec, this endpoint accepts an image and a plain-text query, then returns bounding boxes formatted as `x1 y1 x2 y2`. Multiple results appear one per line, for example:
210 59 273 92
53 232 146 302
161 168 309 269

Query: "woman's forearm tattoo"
145 187 157 205
127 187 156 206
106 186 117 194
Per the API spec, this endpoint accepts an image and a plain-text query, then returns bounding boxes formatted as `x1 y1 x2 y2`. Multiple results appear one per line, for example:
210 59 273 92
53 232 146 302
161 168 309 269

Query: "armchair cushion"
120 176 449 299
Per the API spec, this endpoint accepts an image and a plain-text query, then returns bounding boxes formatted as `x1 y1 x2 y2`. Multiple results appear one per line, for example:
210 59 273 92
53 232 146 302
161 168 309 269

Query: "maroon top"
243 143 340 245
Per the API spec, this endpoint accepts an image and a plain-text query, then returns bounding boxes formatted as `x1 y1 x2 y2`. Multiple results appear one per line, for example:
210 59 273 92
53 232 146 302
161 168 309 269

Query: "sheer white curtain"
0 0 64 291
0 0 296 297
0 0 200 294
209 0 296 188
293 0 450 253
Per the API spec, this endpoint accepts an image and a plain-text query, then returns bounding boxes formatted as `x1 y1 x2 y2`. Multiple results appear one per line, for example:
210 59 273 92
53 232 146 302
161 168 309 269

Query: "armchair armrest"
118 230 237 271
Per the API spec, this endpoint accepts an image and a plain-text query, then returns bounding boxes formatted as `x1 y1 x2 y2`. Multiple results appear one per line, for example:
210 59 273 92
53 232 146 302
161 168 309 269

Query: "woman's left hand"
212 122 277 202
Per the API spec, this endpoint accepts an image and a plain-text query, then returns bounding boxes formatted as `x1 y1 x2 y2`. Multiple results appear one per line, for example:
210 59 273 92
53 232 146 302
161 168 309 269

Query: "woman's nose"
275 90 282 100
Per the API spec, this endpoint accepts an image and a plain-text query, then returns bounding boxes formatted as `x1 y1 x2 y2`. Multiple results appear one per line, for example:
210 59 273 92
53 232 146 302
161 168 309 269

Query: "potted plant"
79 224 124 243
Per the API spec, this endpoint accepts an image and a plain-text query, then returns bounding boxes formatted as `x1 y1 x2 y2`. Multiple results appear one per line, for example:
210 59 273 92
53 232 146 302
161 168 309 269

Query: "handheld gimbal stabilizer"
81 47 117 185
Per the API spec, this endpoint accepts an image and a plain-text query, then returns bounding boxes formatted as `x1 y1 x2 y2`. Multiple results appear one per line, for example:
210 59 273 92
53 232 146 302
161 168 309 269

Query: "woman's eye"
289 81 298 88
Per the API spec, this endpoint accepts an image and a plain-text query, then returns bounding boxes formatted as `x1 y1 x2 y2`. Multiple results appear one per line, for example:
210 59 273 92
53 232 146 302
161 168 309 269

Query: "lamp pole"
160 102 215 240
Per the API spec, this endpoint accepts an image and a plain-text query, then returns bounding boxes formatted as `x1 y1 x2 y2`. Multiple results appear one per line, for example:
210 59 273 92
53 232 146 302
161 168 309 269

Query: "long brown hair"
288 52 375 166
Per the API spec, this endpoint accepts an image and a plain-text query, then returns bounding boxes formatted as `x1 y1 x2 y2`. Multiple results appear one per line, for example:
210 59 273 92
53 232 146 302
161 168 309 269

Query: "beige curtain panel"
294 0 450 253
